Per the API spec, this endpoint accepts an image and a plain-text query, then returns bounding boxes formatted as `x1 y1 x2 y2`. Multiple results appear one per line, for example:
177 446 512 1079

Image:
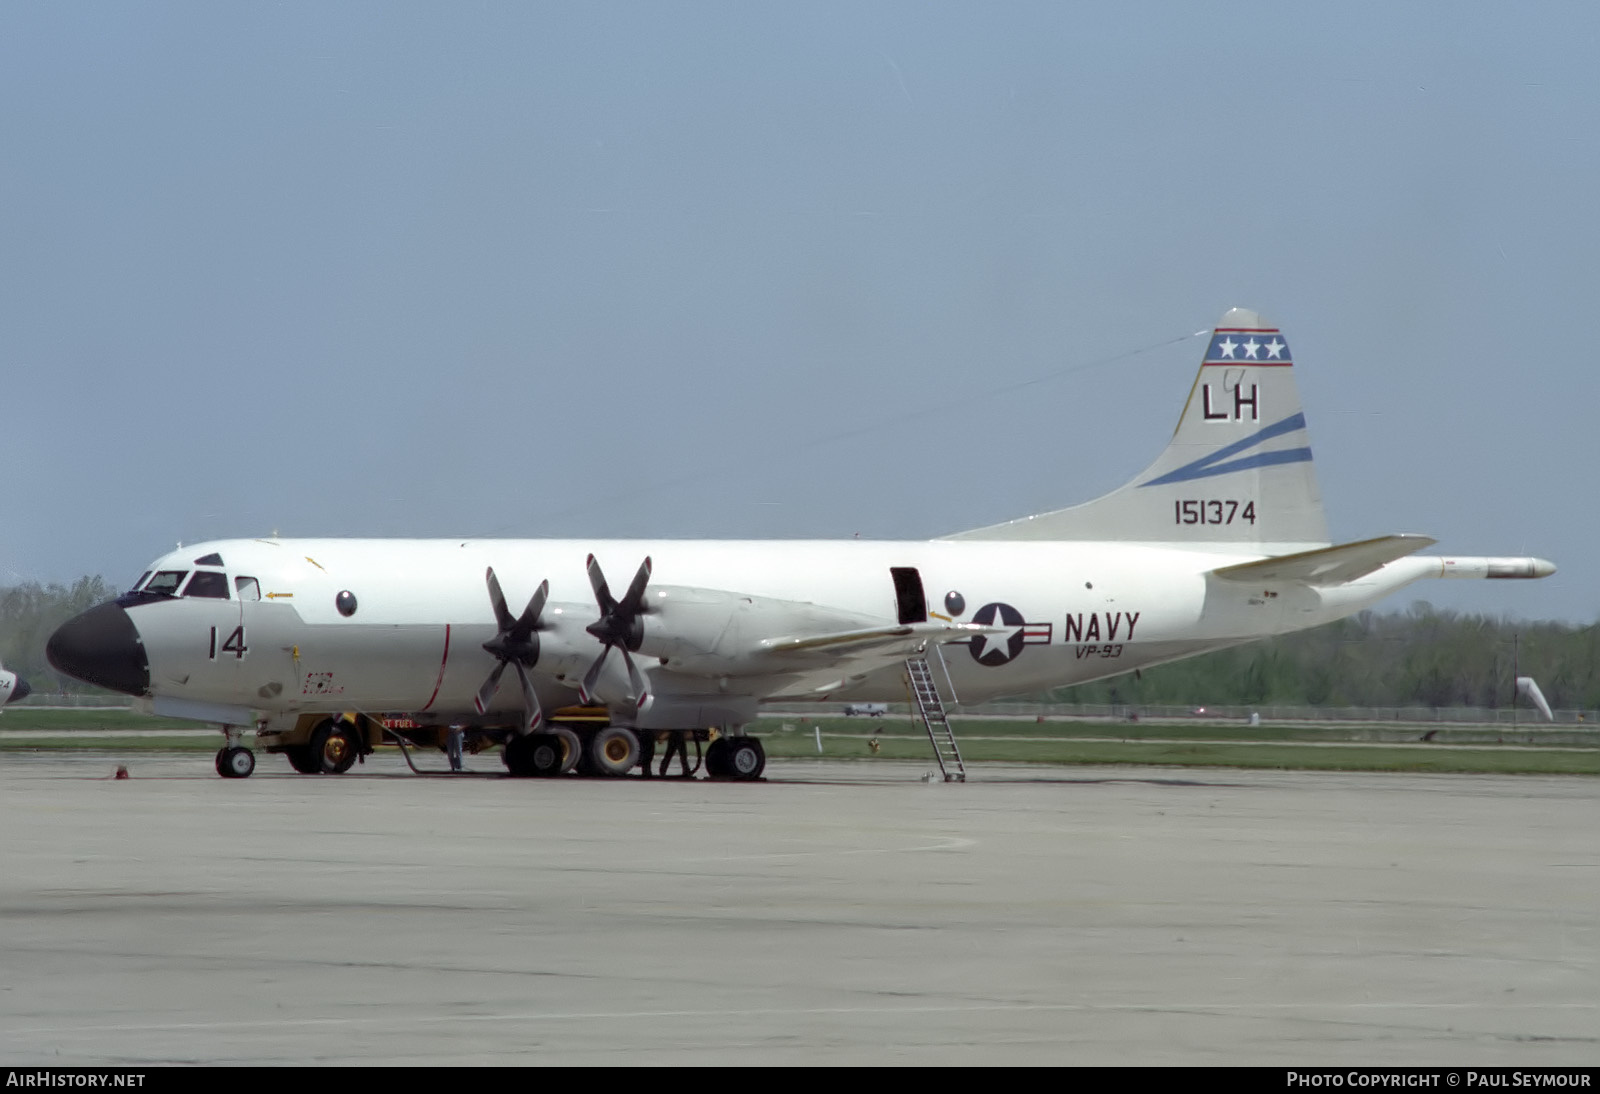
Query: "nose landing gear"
214 724 257 778
216 745 256 778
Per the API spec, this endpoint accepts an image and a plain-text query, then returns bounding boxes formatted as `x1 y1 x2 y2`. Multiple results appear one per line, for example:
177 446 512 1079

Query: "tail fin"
945 308 1331 551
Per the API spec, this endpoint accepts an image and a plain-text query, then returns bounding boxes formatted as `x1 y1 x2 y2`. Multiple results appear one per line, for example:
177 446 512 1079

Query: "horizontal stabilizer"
1210 534 1437 586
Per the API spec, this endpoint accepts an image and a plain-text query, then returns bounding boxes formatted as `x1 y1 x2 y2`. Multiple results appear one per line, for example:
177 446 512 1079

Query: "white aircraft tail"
946 308 1330 550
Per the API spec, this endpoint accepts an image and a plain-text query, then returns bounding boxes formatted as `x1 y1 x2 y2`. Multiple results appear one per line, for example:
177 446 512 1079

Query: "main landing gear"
306 718 361 774
503 727 582 777
703 736 765 780
500 727 765 781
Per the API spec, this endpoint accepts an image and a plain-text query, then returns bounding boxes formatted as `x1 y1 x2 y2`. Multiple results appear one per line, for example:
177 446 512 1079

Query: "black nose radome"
9 675 30 703
47 602 150 696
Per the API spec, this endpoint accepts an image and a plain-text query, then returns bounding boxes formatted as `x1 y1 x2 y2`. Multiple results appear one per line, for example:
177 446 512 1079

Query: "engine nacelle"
632 586 877 674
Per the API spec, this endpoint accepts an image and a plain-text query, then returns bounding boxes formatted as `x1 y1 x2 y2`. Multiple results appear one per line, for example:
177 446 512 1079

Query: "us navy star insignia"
968 602 1053 666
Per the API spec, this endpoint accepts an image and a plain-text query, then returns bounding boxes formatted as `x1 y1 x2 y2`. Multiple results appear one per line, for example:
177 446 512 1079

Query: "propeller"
579 554 652 709
475 568 548 735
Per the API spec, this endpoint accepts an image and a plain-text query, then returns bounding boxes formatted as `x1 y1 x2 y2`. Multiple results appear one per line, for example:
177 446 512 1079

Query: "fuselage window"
145 571 188 596
235 576 261 602
183 571 230 599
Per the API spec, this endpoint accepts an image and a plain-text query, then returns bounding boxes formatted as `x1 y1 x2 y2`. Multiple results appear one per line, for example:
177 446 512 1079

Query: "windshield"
144 571 188 596
183 571 230 599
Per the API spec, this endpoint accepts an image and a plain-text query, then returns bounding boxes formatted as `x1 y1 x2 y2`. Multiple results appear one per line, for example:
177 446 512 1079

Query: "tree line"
0 577 120 694
2 579 1596 709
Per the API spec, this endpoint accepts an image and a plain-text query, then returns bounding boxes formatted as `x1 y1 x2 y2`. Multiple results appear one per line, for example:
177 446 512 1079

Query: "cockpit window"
193 552 224 566
130 572 151 592
235 576 261 602
144 571 188 596
183 571 230 599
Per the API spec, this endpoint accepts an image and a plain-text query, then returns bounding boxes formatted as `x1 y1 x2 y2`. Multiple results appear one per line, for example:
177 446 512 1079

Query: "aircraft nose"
10 675 30 703
46 602 150 696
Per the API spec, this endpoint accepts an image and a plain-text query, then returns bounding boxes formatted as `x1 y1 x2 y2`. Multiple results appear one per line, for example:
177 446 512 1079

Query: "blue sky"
2 2 1595 622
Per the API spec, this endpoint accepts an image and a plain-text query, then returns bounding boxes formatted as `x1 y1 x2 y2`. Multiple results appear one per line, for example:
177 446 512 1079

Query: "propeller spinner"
475 568 549 735
579 554 652 709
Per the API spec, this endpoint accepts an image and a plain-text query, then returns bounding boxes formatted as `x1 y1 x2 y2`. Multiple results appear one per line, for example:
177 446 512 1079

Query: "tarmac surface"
0 750 1595 1066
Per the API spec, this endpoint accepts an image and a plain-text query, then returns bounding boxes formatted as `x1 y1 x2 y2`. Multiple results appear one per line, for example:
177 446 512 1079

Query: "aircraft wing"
757 622 1000 700
1210 534 1437 586
759 621 999 657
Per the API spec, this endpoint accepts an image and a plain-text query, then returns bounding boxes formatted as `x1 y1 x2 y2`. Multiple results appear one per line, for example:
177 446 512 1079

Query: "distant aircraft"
46 309 1554 778
0 661 30 706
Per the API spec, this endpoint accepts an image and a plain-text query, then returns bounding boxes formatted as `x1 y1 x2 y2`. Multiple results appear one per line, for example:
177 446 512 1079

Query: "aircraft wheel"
588 726 639 777
525 733 565 777
216 746 255 779
703 737 730 778
551 727 582 775
283 746 320 774
726 737 765 780
308 719 360 775
503 733 539 776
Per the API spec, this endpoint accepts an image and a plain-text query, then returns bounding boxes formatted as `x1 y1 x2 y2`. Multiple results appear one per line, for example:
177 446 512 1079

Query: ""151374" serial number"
1175 500 1256 525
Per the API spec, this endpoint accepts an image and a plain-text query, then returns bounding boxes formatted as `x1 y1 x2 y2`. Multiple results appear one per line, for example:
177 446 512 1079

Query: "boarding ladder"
904 654 965 782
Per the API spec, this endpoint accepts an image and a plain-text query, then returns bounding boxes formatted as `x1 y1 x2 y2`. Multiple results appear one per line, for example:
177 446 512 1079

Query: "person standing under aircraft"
659 731 691 778
446 725 464 772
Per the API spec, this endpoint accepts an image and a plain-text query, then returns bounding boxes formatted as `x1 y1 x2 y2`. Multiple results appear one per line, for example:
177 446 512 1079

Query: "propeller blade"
579 643 611 705
586 554 614 613
474 660 507 715
511 579 549 643
619 556 653 616
512 661 544 734
485 568 515 633
620 647 650 711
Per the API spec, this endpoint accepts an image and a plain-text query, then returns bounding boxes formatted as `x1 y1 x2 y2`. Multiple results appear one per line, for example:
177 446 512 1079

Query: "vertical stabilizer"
945 308 1331 550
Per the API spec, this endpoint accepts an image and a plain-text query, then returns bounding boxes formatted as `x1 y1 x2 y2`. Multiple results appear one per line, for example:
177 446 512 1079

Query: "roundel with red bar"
968 602 1053 666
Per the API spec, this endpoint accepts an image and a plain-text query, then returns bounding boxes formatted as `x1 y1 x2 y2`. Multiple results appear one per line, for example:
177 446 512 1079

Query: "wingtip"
1486 558 1558 579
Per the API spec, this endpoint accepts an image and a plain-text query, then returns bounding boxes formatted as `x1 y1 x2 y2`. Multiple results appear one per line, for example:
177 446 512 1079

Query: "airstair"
904 654 965 782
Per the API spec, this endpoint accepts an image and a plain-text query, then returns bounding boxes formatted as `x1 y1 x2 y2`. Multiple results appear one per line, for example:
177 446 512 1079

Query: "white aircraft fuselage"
82 535 1498 724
